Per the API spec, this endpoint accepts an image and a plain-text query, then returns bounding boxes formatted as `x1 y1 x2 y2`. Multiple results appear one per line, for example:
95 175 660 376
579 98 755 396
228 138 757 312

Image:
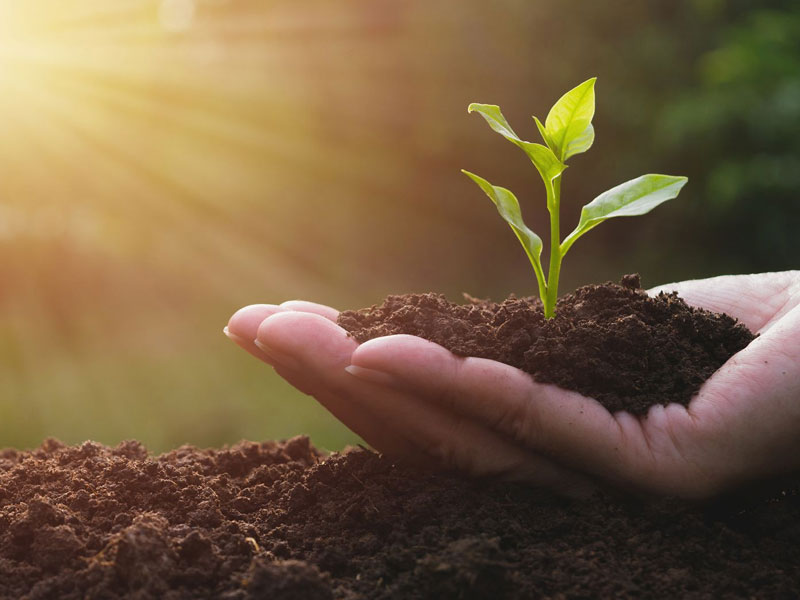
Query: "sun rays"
0 1 375 449
1 1 373 298
0 1 458 451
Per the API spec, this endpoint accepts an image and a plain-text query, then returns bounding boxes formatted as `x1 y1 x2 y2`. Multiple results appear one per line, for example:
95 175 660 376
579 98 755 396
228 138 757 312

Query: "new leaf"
543 77 596 162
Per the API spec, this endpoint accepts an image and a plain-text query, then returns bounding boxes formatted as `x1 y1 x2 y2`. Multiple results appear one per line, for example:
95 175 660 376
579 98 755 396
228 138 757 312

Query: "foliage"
463 79 687 317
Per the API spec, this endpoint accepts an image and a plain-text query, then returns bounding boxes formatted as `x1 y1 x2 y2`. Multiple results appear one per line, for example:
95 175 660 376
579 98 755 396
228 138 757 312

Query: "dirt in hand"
337 275 755 414
2 438 799 599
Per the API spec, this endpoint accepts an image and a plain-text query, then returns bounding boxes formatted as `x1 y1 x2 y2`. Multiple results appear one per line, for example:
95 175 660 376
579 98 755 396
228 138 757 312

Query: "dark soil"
2 437 798 599
337 275 756 414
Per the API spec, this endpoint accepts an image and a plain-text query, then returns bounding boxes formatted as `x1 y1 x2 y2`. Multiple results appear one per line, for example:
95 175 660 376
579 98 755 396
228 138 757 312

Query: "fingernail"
345 365 398 387
254 339 301 371
223 326 247 344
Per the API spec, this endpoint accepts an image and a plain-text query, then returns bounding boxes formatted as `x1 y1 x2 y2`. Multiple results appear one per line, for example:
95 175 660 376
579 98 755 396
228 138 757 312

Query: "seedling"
463 78 687 318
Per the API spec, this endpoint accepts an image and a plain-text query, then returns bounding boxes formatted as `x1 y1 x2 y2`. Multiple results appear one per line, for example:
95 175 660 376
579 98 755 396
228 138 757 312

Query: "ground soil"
338 275 756 414
1 437 798 599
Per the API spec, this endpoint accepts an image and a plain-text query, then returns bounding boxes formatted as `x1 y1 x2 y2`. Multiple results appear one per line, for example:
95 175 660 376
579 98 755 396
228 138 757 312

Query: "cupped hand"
226 272 800 498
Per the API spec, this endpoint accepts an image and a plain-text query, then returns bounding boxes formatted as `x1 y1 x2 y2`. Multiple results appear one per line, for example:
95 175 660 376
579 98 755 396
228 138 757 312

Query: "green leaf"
468 103 520 142
544 77 597 161
533 116 555 152
468 104 566 187
461 170 545 276
561 174 688 254
566 123 595 160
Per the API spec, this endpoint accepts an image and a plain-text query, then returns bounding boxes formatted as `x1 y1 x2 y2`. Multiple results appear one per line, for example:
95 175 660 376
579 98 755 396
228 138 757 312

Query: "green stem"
543 176 563 318
529 255 548 312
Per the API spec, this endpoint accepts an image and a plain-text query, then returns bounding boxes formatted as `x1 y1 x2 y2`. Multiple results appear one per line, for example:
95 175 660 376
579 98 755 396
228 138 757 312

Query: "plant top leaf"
468 104 565 188
562 123 594 161
562 174 688 254
533 116 554 151
543 77 596 162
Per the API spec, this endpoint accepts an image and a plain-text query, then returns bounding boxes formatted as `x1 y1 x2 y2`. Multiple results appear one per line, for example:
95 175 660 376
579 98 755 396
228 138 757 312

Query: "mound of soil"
1 437 798 599
337 275 755 414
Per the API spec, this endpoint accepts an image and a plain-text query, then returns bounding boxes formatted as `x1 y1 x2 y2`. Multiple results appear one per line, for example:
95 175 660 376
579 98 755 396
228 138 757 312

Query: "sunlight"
159 0 196 33
0 1 299 256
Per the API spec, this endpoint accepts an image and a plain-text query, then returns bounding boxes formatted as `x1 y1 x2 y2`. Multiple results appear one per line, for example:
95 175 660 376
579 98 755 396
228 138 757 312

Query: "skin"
225 272 800 499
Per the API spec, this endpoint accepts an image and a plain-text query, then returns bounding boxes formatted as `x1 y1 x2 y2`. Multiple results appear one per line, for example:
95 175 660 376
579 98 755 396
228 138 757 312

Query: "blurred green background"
0 0 797 452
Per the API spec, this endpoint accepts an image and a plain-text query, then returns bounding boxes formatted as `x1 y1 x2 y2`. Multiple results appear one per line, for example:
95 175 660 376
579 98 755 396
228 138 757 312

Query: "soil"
1 437 798 599
337 275 756 414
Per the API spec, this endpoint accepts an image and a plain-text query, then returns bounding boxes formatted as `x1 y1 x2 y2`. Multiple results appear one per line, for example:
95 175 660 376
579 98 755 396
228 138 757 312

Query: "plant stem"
543 176 563 319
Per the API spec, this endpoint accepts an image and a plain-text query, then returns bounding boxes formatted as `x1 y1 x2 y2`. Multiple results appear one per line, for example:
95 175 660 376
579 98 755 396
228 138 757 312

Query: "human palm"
225 272 800 498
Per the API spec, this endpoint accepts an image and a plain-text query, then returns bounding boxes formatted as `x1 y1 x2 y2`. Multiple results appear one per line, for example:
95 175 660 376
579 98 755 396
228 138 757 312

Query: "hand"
225 272 800 498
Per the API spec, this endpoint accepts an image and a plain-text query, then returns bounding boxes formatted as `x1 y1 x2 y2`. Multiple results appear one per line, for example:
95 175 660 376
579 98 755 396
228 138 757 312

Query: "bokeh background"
1 0 798 452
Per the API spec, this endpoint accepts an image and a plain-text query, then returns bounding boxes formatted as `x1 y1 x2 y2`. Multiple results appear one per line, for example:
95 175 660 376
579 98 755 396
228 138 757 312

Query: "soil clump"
338 275 755 414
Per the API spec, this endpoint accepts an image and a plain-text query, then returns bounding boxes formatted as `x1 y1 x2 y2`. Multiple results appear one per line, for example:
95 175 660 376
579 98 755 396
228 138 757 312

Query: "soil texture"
337 275 755 414
1 437 798 599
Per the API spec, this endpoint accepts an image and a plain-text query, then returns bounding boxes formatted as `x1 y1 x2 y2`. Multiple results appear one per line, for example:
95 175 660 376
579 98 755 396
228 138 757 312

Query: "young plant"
463 78 687 318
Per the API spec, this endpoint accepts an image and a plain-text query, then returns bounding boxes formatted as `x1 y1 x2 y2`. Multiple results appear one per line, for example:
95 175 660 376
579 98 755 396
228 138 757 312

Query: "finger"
225 304 284 362
349 335 646 486
255 312 431 462
225 301 341 361
342 368 597 497
228 304 424 462
279 300 339 321
648 271 800 333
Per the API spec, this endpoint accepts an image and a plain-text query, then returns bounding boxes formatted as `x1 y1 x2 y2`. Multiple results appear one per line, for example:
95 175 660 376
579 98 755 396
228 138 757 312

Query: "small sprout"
463 78 687 318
